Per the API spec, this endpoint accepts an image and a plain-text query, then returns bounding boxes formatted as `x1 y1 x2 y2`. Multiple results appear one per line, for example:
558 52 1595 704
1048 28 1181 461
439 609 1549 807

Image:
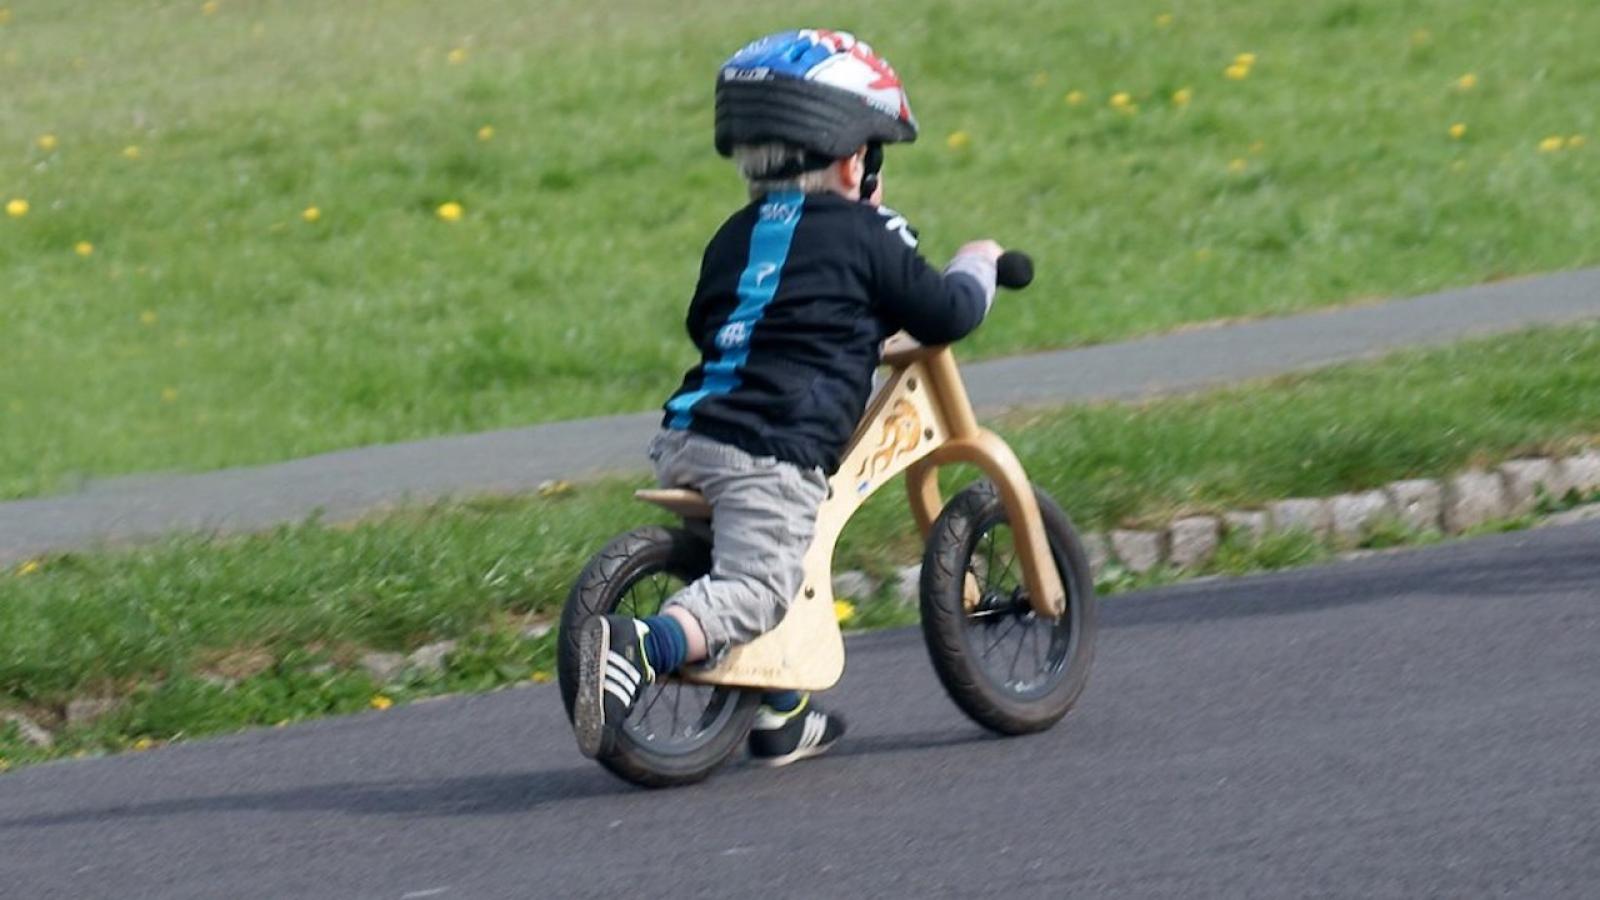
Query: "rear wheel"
558 526 760 787
919 481 1098 734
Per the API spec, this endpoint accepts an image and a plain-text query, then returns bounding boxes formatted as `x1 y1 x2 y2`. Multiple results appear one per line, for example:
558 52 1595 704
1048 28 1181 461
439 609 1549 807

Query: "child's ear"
838 147 868 190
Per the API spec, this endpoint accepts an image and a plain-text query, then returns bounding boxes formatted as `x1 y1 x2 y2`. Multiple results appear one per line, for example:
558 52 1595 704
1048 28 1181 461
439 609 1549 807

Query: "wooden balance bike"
557 253 1098 787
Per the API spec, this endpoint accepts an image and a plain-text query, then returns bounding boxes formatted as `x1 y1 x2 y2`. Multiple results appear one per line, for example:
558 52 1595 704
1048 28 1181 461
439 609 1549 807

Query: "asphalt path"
5 266 1600 565
2 521 1596 898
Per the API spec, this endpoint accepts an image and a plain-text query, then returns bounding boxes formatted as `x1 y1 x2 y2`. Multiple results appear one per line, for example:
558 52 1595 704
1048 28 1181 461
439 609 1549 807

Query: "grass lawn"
2 0 1598 497
3 323 1598 767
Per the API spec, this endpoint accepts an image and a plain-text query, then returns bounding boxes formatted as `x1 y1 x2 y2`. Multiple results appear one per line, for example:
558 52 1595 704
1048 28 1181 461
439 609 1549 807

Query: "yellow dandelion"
530 671 552 684
18 559 41 576
74 241 94 257
0 8 11 26
1228 158 1248 173
370 695 394 710
122 145 141 160
1539 135 1564 153
436 201 464 221
537 479 573 498
946 130 971 151
201 0 218 14
140 310 158 326
446 47 468 65
1029 71 1048 88
1171 87 1193 107
1448 122 1467 140
5 197 27 218
131 737 155 751
1567 135 1587 150
1109 91 1133 108
833 599 856 623
476 124 495 142
1224 63 1251 81
161 387 178 403
1155 12 1174 28
1064 90 1085 107
1233 52 1257 66
301 205 321 223
37 133 58 151
1455 73 1477 91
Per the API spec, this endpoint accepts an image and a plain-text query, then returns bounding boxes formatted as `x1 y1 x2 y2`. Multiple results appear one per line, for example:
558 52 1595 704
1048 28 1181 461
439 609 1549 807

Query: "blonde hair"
731 142 841 198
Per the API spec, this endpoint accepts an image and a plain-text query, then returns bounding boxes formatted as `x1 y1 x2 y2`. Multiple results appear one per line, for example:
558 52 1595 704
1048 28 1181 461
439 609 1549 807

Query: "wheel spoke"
982 530 997 583
669 679 684 737
983 613 1022 659
997 550 1018 590
636 679 669 721
1006 621 1028 683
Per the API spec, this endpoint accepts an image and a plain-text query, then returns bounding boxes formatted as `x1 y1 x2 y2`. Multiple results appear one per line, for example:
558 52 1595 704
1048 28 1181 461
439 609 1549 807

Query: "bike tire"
919 481 1098 735
557 525 761 788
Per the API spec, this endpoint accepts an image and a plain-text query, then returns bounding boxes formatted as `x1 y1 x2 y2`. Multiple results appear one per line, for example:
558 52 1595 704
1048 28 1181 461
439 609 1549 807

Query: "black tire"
919 481 1098 735
557 526 761 788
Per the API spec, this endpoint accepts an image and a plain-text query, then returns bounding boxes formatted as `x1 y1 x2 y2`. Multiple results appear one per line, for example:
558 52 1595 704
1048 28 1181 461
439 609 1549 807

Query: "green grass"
3 0 1598 496
3 323 1598 769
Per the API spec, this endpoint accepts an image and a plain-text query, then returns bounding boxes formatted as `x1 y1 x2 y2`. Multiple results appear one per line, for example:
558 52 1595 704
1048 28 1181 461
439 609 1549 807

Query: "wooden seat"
634 488 713 520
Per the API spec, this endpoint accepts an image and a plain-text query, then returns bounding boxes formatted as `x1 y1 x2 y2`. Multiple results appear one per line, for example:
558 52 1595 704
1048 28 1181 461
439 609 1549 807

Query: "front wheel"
557 526 761 788
919 481 1098 735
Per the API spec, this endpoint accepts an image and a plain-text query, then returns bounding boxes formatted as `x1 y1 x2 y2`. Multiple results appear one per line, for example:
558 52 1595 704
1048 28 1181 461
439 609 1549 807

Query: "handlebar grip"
996 251 1034 290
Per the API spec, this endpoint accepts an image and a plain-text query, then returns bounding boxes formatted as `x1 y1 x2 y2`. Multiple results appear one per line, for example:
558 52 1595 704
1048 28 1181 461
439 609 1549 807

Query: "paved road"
4 267 1600 566
2 521 1595 898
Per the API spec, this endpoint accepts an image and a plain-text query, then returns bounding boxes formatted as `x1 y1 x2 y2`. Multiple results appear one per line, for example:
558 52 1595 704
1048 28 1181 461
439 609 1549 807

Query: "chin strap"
859 142 884 202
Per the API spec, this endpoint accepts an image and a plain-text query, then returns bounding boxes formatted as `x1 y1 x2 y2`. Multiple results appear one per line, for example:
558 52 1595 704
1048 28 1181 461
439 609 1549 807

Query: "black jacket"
662 191 988 473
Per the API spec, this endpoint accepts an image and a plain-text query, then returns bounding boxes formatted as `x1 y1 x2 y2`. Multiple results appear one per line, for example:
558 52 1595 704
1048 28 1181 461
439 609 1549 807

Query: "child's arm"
870 210 1002 346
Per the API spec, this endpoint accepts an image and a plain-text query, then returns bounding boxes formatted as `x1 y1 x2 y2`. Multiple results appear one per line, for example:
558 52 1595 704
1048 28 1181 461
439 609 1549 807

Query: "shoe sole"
573 616 610 759
752 735 841 768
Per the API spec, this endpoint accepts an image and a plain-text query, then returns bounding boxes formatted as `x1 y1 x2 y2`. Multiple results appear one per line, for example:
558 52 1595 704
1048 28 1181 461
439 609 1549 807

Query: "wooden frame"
637 338 1065 691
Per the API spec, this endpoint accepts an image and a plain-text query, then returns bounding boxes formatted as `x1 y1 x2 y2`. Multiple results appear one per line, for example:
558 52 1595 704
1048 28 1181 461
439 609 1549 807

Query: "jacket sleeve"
867 208 989 346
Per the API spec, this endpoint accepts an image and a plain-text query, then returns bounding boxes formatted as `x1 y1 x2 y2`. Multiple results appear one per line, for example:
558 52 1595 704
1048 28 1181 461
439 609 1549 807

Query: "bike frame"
636 336 1066 691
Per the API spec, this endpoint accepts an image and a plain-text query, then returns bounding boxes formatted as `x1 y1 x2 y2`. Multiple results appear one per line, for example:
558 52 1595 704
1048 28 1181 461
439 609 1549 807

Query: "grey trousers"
647 429 829 658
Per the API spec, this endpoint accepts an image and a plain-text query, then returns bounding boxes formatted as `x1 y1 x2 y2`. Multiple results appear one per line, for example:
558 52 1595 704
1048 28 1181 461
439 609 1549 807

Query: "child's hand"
956 239 1004 264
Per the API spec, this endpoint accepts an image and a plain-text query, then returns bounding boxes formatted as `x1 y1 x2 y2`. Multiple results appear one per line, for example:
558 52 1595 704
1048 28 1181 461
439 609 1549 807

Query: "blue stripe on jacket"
667 191 804 430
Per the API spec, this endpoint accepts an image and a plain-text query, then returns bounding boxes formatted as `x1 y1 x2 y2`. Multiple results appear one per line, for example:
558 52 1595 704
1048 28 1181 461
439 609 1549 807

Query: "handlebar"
997 251 1033 290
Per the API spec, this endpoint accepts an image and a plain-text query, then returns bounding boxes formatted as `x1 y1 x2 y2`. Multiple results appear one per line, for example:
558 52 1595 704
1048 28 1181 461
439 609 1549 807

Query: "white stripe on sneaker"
606 651 641 689
801 713 823 750
603 671 636 700
603 681 633 707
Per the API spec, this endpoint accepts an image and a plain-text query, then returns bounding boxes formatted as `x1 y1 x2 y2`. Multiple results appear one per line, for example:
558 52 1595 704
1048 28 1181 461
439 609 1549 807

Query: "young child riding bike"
574 28 1006 767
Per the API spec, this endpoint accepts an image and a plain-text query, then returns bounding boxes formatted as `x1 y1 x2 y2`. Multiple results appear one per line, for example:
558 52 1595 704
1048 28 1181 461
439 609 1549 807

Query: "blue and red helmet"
714 29 919 161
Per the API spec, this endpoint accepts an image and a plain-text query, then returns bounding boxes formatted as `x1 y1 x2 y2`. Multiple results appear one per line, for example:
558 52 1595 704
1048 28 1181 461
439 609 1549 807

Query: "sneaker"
748 696 846 767
573 615 656 758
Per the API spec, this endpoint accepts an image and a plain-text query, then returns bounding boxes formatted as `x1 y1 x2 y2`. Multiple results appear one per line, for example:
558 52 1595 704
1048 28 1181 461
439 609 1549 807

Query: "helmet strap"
859 142 884 202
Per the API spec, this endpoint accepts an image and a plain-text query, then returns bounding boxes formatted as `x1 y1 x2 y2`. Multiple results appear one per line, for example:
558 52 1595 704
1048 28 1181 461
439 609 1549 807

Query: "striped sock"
638 614 687 674
762 690 804 714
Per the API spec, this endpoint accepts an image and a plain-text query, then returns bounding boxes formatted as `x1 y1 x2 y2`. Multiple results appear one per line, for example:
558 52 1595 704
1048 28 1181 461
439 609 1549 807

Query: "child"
574 29 1003 766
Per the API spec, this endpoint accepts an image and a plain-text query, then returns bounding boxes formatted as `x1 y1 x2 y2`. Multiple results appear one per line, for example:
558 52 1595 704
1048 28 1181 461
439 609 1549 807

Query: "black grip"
996 251 1034 290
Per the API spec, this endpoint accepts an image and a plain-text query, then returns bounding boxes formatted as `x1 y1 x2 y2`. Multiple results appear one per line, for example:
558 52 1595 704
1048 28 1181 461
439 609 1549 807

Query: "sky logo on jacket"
666 191 806 430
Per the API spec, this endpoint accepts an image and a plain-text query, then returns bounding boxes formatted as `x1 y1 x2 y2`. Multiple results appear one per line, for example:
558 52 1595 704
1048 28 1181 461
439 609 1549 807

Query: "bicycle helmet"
714 29 919 164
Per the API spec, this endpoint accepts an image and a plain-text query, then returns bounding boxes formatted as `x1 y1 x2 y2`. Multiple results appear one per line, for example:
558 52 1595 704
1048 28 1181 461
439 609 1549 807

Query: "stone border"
6 451 1598 757
832 448 1600 603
